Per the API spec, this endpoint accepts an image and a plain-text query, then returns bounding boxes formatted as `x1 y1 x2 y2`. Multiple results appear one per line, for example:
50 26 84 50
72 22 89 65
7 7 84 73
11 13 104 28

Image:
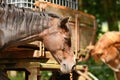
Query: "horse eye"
64 37 71 47
64 37 69 41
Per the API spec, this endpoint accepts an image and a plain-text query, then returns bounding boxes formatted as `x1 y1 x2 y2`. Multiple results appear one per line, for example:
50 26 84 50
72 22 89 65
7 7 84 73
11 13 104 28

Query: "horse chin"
60 59 76 74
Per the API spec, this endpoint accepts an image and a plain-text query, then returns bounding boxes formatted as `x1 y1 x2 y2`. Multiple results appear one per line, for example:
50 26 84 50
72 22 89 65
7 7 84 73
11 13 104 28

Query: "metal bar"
19 0 21 7
27 0 28 8
10 0 13 4
70 0 71 8
73 2 75 10
62 0 64 6
52 0 54 3
67 0 69 8
76 0 78 10
31 0 32 8
22 0 23 7
59 0 61 5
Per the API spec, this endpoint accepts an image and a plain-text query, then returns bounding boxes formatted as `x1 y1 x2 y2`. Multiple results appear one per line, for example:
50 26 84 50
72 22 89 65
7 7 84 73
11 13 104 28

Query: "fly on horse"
0 3 76 80
87 31 120 80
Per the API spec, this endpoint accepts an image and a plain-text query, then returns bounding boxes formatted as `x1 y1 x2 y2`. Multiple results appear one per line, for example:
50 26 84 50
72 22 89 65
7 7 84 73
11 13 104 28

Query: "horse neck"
0 4 60 47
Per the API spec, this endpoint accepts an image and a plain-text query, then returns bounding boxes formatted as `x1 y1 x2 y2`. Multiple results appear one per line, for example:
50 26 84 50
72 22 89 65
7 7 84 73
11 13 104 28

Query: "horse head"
0 3 76 73
39 17 76 73
87 32 120 72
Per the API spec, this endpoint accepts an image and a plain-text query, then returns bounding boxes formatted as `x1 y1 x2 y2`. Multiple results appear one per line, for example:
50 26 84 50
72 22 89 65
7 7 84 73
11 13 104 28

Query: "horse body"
87 31 120 80
0 3 76 79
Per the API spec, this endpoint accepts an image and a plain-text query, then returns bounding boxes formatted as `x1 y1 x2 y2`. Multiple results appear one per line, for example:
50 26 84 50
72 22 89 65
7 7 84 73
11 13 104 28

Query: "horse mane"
0 3 61 35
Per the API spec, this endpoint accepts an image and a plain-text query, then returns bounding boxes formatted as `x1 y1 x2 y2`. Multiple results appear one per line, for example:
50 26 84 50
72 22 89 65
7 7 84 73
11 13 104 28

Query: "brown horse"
87 31 120 80
0 3 76 79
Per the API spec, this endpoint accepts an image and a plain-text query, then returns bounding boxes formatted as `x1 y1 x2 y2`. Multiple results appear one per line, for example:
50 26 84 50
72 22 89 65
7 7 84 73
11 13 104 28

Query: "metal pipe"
70 0 72 9
67 0 69 8
76 0 78 10
62 0 64 6
73 2 75 10
59 0 61 5
52 0 54 3
55 0 57 4
27 0 28 8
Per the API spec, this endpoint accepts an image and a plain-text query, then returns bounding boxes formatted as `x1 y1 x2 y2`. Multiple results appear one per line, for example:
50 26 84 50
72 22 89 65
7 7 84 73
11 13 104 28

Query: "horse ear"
60 17 69 31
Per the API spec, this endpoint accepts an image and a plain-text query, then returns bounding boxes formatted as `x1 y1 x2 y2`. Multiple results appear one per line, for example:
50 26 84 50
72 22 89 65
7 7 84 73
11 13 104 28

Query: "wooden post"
28 63 41 80
52 70 57 80
74 14 80 60
25 70 30 80
89 19 97 45
37 68 41 80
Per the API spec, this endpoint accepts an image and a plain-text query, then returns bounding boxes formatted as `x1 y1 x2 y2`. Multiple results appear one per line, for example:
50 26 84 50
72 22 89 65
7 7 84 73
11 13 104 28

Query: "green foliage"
78 58 115 80
8 71 25 80
9 77 25 80
41 71 52 80
81 0 120 32
8 71 52 80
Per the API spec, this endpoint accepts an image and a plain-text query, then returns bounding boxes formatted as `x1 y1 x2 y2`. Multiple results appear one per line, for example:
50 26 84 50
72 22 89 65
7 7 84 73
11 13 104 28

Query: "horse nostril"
63 63 68 69
63 64 66 67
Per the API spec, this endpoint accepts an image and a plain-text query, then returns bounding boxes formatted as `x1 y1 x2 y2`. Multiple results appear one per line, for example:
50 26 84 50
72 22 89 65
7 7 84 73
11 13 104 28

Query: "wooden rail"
34 1 95 24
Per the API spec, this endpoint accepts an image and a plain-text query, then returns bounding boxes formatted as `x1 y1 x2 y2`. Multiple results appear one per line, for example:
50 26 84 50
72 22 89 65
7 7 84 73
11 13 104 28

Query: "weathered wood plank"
0 58 48 63
0 48 53 59
0 49 35 59
0 61 87 71
34 1 95 26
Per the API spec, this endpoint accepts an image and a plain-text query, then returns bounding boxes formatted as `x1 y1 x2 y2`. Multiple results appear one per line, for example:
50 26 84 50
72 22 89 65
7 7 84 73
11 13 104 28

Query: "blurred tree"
78 0 83 10
80 0 119 32
102 0 119 31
